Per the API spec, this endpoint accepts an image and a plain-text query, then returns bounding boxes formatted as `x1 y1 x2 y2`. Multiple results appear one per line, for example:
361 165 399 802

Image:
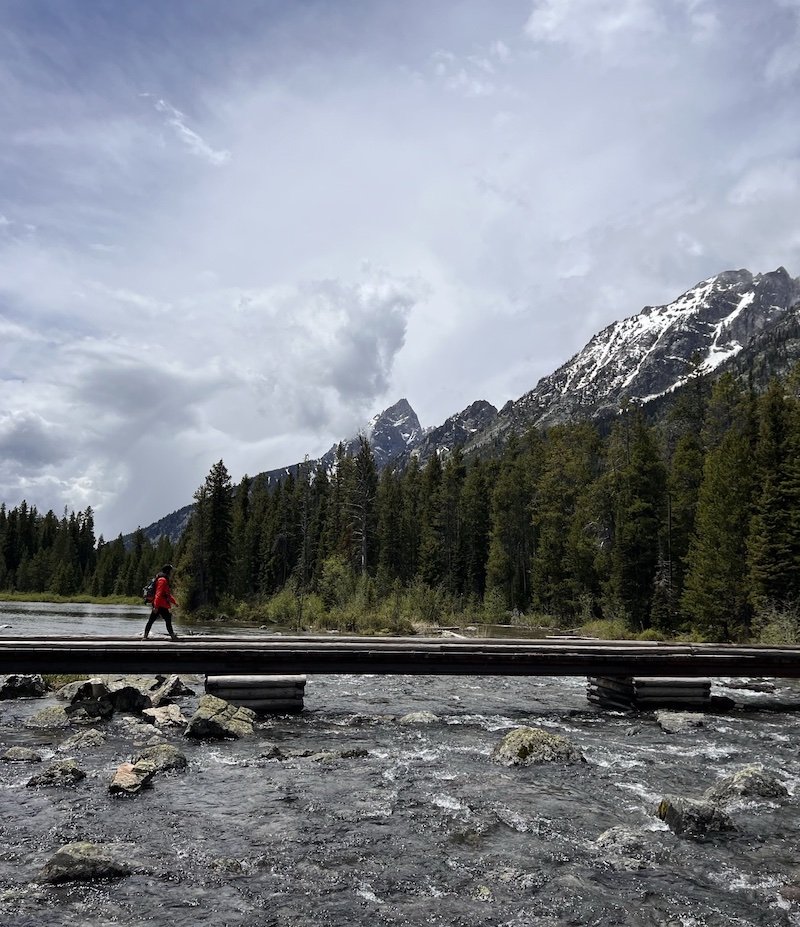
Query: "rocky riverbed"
2 665 800 927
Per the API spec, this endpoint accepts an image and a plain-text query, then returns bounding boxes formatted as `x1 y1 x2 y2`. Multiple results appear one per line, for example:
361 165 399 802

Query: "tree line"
2 368 799 640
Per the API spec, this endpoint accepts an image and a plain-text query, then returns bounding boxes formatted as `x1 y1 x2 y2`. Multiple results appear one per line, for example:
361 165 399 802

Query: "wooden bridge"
1 635 800 678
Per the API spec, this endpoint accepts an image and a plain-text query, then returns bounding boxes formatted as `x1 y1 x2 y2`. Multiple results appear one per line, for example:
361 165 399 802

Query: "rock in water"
657 796 735 838
39 842 137 883
399 711 438 725
132 743 188 772
184 694 256 740
655 711 706 733
142 704 186 727
491 726 584 766
26 759 86 788
0 674 47 698
704 764 788 804
1 746 42 763
109 760 157 795
58 729 107 753
24 705 72 730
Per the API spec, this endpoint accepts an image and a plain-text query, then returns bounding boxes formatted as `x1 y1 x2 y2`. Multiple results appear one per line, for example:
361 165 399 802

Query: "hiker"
143 564 179 640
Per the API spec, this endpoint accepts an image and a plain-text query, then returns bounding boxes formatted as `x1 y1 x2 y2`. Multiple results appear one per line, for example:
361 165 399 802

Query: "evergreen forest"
2 370 800 643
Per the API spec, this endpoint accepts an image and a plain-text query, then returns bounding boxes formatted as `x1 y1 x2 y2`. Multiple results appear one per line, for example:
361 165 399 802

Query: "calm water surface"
2 603 800 926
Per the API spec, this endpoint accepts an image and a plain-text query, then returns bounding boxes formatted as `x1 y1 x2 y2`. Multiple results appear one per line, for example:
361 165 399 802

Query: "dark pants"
144 607 176 638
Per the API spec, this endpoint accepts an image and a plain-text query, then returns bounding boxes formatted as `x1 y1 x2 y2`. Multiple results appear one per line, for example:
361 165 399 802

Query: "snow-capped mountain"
329 397 423 469
470 266 800 449
410 400 498 465
133 266 800 543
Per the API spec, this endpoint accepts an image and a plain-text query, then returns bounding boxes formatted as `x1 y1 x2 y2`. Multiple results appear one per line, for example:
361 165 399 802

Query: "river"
1 602 800 926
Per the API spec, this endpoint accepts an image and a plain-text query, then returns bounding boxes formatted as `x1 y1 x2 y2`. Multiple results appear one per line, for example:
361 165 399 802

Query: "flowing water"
2 603 800 926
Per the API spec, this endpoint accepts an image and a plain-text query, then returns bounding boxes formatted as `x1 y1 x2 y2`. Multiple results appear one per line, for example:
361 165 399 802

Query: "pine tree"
681 377 755 640
602 413 666 631
747 380 796 608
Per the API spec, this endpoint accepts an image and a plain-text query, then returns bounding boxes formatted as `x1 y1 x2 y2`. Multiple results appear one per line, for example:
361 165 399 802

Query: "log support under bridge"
1 635 800 680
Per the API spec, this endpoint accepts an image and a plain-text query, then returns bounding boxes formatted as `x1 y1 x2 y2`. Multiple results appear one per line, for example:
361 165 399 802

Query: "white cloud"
153 98 231 166
525 0 665 50
0 1 798 538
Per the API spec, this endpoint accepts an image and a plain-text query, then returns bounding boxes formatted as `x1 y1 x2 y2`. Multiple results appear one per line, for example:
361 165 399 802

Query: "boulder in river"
703 764 788 804
593 825 663 869
24 705 72 730
656 796 736 839
107 681 152 714
26 759 86 788
109 760 157 795
56 678 109 703
142 704 186 727
58 729 107 753
491 726 584 766
38 841 142 883
184 694 256 740
0 674 47 699
132 743 188 773
1 746 43 763
150 674 195 707
655 710 706 734
56 679 115 721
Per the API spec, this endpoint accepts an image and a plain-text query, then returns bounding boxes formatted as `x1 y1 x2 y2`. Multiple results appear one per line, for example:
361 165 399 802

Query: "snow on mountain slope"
485 266 800 440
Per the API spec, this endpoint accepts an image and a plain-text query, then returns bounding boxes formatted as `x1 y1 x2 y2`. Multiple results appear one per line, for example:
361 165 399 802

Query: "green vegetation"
2 366 800 643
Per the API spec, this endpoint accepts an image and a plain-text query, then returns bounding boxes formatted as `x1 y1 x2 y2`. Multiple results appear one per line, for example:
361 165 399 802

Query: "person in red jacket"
143 564 179 640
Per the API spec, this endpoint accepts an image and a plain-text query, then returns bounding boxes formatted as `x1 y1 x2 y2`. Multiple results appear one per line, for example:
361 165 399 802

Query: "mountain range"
134 266 800 544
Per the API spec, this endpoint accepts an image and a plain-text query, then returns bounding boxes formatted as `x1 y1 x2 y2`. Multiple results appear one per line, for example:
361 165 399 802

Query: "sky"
1 0 799 539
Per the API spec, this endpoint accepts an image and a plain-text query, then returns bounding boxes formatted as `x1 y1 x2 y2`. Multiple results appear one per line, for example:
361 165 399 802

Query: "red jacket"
153 575 177 610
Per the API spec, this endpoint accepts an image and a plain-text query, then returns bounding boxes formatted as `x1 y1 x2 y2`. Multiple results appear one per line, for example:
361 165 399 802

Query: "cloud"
0 0 798 538
152 98 231 165
525 0 665 51
0 411 69 471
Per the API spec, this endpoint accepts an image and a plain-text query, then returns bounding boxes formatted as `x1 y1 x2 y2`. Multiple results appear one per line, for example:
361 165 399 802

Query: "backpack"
143 575 159 606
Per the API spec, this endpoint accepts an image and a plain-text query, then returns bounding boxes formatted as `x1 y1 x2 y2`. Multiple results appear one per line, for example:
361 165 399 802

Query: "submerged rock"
399 711 438 725
593 825 664 869
704 764 788 804
184 695 255 740
38 841 140 883
657 796 735 839
26 759 86 788
1 746 43 763
491 726 584 766
0 674 47 699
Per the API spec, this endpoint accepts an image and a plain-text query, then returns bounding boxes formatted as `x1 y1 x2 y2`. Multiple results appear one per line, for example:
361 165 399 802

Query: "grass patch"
0 592 140 606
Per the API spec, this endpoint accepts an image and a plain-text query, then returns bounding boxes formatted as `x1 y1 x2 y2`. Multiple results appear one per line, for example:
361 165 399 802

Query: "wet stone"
26 759 86 788
58 729 107 753
38 841 140 883
132 743 188 772
491 726 584 766
1 746 42 763
24 705 72 730
184 694 256 740
399 711 438 725
109 760 157 795
655 711 706 733
142 704 186 727
704 764 788 804
657 796 736 839
0 674 47 699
